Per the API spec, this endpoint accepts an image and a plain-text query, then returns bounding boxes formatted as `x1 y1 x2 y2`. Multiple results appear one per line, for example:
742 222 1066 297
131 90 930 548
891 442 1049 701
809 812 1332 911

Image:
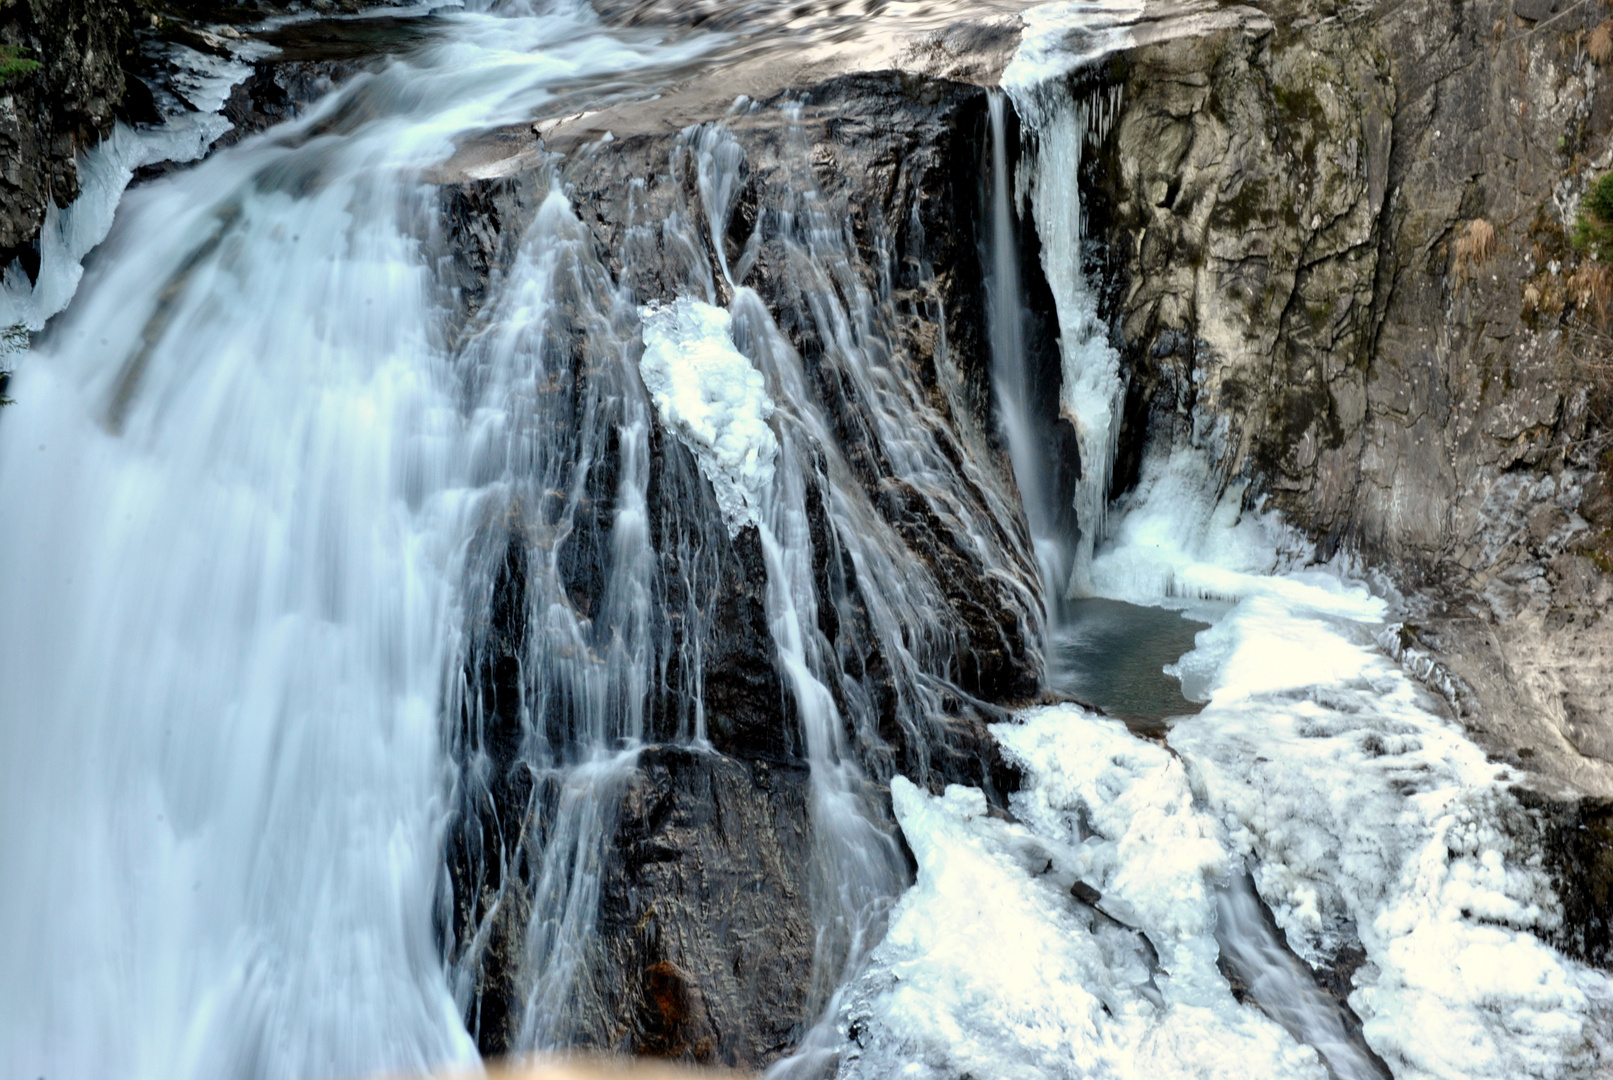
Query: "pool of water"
1047 597 1209 733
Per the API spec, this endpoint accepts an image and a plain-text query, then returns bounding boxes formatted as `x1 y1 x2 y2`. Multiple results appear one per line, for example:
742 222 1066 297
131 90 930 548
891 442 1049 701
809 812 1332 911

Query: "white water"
0 9 722 1078
1216 874 1390 1080
1 4 1045 1074
986 91 1063 613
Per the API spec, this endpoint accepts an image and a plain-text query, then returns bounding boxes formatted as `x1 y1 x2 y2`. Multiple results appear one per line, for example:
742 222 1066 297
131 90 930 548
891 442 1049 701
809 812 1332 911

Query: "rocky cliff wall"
0 0 131 278
429 70 1044 1064
1100 0 1613 799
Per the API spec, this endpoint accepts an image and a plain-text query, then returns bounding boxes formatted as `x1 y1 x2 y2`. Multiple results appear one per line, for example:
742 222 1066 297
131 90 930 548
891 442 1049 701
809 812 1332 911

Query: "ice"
834 724 1332 1080
1001 5 1134 599
1002 0 1144 98
0 44 252 333
981 4 1613 1072
638 298 779 535
839 438 1613 1078
1092 444 1613 1078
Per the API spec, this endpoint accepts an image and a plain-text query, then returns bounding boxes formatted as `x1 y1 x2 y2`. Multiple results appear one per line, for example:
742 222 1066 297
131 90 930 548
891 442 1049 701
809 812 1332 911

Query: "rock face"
432 70 1041 1066
1099 0 1613 798
0 0 131 279
588 748 816 1063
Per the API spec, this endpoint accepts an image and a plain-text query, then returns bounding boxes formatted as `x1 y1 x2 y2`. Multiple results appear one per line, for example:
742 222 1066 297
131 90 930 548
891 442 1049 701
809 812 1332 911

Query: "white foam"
639 298 779 535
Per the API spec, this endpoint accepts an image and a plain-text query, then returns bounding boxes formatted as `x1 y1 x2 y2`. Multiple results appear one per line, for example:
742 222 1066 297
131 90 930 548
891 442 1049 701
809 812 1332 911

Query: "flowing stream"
3 2 1612 1080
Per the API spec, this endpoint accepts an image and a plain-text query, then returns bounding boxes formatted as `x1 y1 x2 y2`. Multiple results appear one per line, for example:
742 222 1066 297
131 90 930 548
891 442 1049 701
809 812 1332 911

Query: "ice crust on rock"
837 438 1613 1079
639 298 778 536
0 44 253 333
1002 0 1144 98
1098 445 1613 1078
833 725 1332 1080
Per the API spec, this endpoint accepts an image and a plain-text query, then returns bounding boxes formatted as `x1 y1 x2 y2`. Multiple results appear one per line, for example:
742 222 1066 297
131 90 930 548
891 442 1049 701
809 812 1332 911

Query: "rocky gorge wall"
1099 0 1613 802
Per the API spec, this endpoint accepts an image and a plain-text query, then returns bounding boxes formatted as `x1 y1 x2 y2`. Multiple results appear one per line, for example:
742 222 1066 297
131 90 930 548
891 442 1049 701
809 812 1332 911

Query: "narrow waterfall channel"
983 64 1391 1080
2 1 1612 1079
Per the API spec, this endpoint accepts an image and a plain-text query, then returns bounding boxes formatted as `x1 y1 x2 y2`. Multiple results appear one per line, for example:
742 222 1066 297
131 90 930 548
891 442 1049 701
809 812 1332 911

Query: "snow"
638 298 778 535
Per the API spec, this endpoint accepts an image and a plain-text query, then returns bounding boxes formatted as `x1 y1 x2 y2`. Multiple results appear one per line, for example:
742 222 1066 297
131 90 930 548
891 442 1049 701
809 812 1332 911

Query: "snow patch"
638 298 778 535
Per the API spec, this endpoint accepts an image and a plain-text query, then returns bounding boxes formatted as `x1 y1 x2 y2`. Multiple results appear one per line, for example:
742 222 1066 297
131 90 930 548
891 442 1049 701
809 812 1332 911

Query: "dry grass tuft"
1456 218 1498 267
1568 264 1613 320
1590 20 1613 65
1454 218 1499 293
1523 273 1566 319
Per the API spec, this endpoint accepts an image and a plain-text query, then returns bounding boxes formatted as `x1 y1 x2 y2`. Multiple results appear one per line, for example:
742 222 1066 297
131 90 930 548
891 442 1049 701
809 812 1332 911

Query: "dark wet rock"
212 13 444 145
216 57 367 144
581 746 816 1067
2 1 426 269
0 0 132 278
1514 787 1613 968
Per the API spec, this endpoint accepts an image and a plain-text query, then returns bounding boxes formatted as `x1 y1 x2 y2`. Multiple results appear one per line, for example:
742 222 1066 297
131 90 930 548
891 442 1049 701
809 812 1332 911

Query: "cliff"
0 0 131 278
1100 0 1613 800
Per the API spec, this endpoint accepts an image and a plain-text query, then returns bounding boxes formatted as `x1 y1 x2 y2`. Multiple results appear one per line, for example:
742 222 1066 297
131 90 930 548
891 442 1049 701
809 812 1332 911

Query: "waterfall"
985 90 1072 625
0 4 1049 1074
0 10 721 1078
993 7 1130 602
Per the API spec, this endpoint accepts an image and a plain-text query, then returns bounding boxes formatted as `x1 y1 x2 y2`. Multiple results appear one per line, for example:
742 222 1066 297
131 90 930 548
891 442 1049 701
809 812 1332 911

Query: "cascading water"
999 72 1126 604
0 9 721 1078
985 90 1073 624
1215 874 1392 1080
1 2 1045 1075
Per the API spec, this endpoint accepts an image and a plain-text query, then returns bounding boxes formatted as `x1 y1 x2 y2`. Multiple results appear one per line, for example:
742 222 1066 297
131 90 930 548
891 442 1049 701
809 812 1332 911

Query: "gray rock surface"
1100 0 1613 799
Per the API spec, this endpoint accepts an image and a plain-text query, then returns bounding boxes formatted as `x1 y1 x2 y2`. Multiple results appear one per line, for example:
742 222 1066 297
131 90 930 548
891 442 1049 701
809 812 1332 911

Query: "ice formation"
0 43 254 333
1000 1 1136 599
1138 449 1613 1076
833 444 1613 1077
639 298 779 535
835 721 1332 1080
